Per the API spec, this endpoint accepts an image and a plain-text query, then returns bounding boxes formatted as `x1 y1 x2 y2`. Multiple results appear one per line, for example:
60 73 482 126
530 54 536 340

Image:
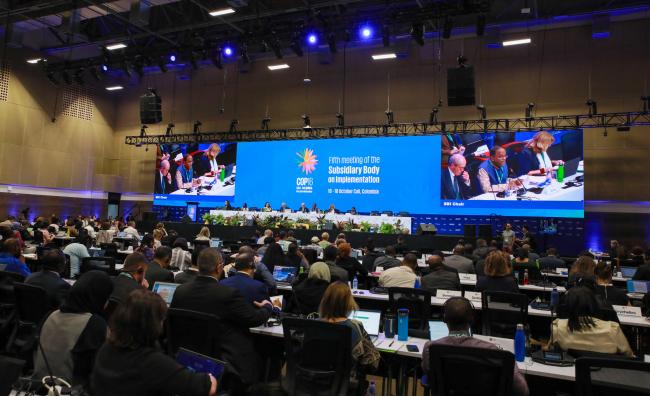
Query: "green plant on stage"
359 221 372 232
378 223 395 234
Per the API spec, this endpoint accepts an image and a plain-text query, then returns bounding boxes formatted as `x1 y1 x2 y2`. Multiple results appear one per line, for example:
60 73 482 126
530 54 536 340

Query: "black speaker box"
417 224 437 235
464 224 477 239
140 91 162 124
107 192 121 205
447 66 475 106
478 224 493 240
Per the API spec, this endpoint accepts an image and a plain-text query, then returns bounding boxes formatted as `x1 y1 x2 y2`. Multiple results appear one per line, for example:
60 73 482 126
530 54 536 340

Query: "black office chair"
165 308 222 359
81 256 116 276
0 271 24 345
481 291 528 338
6 283 50 356
388 287 432 335
193 239 210 248
0 355 25 396
282 317 353 396
424 344 515 396
575 357 650 396
99 243 119 260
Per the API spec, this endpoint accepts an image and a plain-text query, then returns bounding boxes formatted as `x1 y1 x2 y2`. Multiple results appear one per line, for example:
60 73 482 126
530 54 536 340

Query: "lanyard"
490 162 505 184
181 166 193 182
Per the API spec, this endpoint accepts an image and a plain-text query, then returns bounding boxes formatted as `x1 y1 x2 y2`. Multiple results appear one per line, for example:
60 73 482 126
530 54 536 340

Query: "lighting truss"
125 110 650 145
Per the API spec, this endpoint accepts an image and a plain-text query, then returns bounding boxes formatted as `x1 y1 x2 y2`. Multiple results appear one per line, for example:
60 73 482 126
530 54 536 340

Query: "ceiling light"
26 58 42 64
106 43 127 51
105 85 123 91
360 25 374 40
372 53 396 60
307 33 318 45
268 64 289 70
209 8 236 17
502 38 531 46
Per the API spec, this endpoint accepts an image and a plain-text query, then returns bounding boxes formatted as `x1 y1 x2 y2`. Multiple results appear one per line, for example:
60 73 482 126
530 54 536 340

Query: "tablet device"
176 348 227 379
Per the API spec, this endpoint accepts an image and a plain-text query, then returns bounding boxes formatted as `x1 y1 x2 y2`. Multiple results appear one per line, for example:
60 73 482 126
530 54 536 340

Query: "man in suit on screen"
155 159 174 194
442 154 473 200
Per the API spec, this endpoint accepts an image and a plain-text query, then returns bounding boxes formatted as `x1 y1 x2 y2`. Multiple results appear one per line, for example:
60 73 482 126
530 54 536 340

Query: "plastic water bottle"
550 287 559 309
220 168 225 182
414 277 420 289
352 276 358 290
523 269 529 285
299 266 305 275
514 324 526 362
557 163 565 183
366 381 376 396
397 308 409 342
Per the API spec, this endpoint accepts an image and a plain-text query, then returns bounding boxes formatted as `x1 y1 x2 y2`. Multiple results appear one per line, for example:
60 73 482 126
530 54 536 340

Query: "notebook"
176 348 226 380
272 266 298 283
152 282 179 305
349 309 381 341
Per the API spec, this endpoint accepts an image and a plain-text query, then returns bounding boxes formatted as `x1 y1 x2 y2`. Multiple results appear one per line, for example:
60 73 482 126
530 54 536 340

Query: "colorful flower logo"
296 148 318 174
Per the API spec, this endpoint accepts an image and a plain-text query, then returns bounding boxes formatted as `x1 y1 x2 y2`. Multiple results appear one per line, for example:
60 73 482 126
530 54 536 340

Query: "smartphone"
406 344 419 353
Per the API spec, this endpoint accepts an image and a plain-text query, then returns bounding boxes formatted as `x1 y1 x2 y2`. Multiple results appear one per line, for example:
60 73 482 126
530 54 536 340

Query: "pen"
388 340 395 347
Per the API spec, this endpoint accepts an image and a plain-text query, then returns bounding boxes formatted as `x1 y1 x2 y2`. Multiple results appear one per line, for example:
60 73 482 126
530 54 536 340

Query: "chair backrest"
301 248 318 264
0 355 25 396
575 357 650 396
426 344 514 396
99 243 119 259
388 287 432 330
481 291 528 338
282 317 352 396
13 283 50 326
81 256 116 276
193 239 210 248
166 308 222 359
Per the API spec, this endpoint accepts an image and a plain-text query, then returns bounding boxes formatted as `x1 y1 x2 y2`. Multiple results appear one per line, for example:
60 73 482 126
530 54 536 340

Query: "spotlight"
165 123 175 136
211 50 223 69
193 120 202 134
169 54 176 62
586 99 598 117
229 119 239 132
290 35 304 57
336 113 344 127
642 96 650 113
327 32 337 53
443 17 453 39
261 117 271 130
525 102 535 119
385 110 394 125
223 46 234 57
302 114 311 128
307 33 318 45
359 25 374 40
429 107 439 124
382 25 390 47
410 23 424 46
101 64 108 72
73 69 85 85
46 71 60 86
476 15 486 37
457 54 468 68
477 104 487 120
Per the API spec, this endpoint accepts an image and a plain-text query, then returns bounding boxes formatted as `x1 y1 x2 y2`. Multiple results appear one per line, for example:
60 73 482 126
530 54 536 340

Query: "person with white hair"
441 154 472 200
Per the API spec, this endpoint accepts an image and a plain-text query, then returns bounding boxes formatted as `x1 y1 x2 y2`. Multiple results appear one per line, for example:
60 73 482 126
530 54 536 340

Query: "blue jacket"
220 272 270 305
0 253 31 278
478 160 509 187
441 168 472 200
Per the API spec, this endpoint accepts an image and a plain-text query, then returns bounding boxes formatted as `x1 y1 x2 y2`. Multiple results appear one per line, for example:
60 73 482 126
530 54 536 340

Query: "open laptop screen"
348 310 381 336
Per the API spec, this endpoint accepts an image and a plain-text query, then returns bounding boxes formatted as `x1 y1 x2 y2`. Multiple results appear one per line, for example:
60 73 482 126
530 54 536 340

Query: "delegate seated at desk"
155 159 174 194
175 154 200 190
441 154 473 200
197 143 224 177
515 131 565 177
477 146 522 194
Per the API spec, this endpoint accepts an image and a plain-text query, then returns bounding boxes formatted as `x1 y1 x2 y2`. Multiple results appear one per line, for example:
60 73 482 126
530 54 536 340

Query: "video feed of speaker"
441 130 583 202
154 142 237 198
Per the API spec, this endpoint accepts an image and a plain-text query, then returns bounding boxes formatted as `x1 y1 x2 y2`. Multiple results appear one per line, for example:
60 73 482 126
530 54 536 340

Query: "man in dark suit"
170 248 272 389
441 154 473 200
154 159 174 194
220 252 271 305
25 250 71 310
109 252 148 305
145 246 174 290
421 254 461 292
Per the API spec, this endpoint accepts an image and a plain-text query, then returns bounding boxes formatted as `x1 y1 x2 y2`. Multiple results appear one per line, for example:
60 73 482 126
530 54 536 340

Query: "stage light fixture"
360 25 374 40
372 53 396 60
223 46 233 57
642 96 650 113
307 33 318 45
382 25 390 47
586 99 598 117
105 85 123 91
73 69 85 85
476 15 486 37
268 64 289 71
477 104 487 120
443 17 453 39
229 119 239 132
261 117 271 130
429 107 439 124
385 110 394 124
336 113 344 127
457 54 468 68
502 38 531 46
101 64 108 72
106 43 127 51
327 32 337 53
165 123 174 136
193 121 202 135
302 114 311 128
209 7 235 17
411 23 424 46
26 58 41 64
525 102 535 119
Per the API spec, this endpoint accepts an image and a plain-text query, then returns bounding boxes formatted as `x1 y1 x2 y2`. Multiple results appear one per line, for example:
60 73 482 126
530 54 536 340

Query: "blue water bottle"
514 324 526 362
414 277 420 289
352 276 358 290
550 287 559 310
397 308 409 342
366 380 376 396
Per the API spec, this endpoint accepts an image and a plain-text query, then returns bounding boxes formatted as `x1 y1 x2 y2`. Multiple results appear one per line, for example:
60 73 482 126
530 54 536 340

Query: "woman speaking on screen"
518 131 565 176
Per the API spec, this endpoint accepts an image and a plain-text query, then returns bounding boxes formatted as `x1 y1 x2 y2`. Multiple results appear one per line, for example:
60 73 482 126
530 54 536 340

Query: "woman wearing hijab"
287 262 331 315
33 271 113 388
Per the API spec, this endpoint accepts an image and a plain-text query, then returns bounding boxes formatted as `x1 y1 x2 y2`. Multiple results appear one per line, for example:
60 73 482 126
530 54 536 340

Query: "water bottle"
352 276 358 290
514 324 526 362
220 168 225 182
299 266 304 275
550 287 559 309
366 381 376 396
557 163 565 183
514 271 520 284
414 277 420 289
523 269 529 285
397 308 409 341
384 312 395 338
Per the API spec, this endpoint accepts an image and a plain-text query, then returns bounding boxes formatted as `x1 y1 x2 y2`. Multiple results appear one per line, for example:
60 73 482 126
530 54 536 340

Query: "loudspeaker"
478 224 493 240
447 66 475 106
417 224 437 236
140 90 162 124
107 192 121 205
464 224 477 239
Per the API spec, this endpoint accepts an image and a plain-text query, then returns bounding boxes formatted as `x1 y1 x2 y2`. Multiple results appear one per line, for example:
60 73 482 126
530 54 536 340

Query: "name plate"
555 268 568 274
459 273 477 282
464 291 482 303
437 290 462 299
375 267 384 273
612 305 642 317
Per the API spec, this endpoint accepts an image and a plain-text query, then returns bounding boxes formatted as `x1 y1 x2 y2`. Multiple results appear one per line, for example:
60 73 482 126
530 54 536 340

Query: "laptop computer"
117 231 127 238
627 280 650 294
562 157 581 178
349 309 381 342
210 239 223 249
176 348 227 380
429 320 449 341
89 249 105 258
272 266 298 283
621 266 637 278
152 282 179 305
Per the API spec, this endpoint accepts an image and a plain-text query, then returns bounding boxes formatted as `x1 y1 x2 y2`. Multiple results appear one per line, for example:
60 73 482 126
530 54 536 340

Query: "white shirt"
84 225 97 239
378 266 418 288
123 226 140 240
448 168 470 186
209 158 219 172
536 151 552 169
